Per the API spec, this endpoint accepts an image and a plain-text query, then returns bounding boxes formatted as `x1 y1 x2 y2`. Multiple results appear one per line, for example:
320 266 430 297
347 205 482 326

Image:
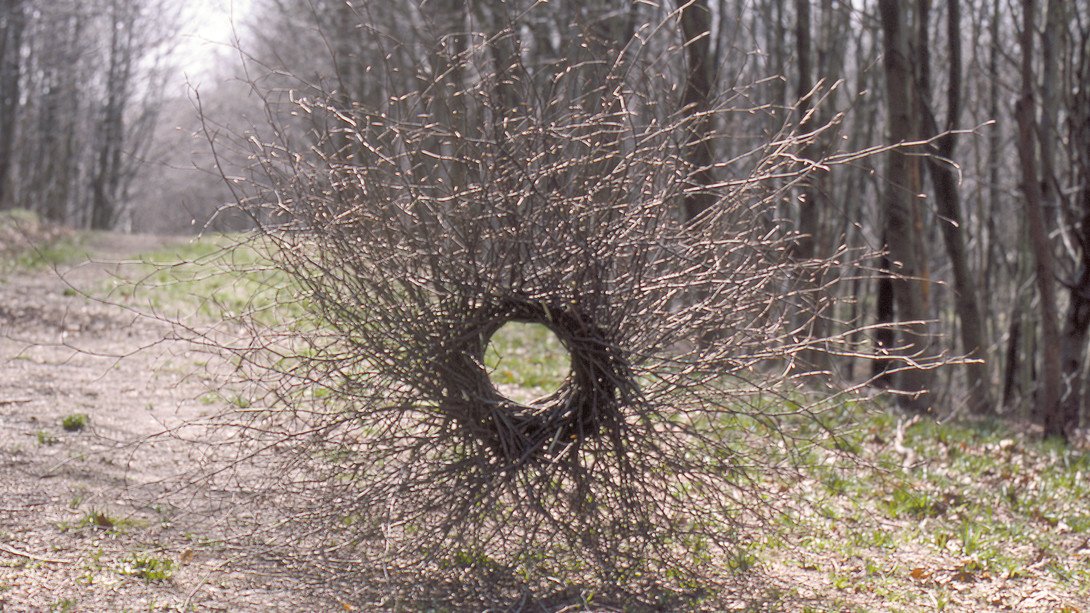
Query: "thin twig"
0 543 72 565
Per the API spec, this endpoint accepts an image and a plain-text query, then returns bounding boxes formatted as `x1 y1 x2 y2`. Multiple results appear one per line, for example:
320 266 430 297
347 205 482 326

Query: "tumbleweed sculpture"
202 10 866 604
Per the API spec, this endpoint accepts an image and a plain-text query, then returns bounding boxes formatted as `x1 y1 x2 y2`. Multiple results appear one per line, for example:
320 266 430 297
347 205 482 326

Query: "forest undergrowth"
2 225 1089 610
112 233 1090 610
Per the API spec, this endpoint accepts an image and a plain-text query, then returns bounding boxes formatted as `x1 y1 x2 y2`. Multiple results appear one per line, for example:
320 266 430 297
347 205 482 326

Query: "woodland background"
1 0 1090 434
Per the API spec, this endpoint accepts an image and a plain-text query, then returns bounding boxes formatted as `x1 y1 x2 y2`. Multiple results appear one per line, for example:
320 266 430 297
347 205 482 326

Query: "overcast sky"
176 0 252 83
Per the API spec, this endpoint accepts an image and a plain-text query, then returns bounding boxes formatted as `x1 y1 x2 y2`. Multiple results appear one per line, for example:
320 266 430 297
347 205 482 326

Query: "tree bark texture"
677 0 716 222
1015 0 1064 438
91 1 137 230
918 0 993 414
877 0 935 412
1058 27 1090 434
0 0 25 210
872 249 896 387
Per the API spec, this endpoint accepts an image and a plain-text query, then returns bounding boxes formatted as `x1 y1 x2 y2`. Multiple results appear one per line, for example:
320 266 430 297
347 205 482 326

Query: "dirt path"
0 233 331 612
11 234 1079 612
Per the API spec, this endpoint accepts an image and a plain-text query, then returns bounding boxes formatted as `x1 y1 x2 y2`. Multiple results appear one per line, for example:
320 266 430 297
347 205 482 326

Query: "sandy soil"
0 233 334 612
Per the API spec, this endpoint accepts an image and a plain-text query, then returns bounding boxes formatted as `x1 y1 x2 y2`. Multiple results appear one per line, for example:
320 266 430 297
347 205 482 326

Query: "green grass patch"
59 510 146 535
61 413 89 432
484 321 572 403
0 209 86 273
117 552 175 581
104 233 307 324
756 410 1090 608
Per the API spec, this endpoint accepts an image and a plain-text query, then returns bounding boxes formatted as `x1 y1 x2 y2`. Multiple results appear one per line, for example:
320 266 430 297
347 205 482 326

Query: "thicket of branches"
185 0 1088 446
179 1 927 604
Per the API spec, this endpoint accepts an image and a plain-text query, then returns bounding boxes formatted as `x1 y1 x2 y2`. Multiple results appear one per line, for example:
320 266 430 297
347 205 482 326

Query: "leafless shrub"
179 5 929 607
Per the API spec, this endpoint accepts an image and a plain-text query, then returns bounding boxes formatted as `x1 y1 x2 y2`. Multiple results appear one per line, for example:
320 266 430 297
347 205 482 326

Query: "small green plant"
228 394 252 409
958 519 982 557
725 547 758 573
36 430 59 445
49 598 77 613
118 553 175 581
60 510 144 534
830 573 852 590
883 485 943 519
61 413 89 432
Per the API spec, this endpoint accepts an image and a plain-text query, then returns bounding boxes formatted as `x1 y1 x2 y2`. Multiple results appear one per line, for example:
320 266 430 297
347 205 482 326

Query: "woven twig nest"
439 297 635 466
212 34 853 602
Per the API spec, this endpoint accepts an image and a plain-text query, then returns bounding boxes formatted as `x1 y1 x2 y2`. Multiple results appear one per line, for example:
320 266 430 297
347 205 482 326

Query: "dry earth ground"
0 233 336 611
2 233 1088 612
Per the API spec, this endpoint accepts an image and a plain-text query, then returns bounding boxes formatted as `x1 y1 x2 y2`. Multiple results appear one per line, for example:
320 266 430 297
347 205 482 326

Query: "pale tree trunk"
1058 8 1090 434
918 0 993 414
877 0 935 413
1015 0 1064 438
91 1 138 230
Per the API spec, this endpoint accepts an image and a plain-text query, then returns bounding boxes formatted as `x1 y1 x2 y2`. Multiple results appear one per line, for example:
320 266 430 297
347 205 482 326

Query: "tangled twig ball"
204 17 861 603
439 297 635 466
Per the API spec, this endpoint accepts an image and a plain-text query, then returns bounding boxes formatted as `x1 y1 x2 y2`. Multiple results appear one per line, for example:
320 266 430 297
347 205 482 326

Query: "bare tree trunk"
877 0 935 412
0 0 25 210
439 0 467 167
872 248 896 387
91 0 137 230
1039 0 1062 217
1015 0 1064 438
676 0 715 222
1058 19 1090 434
1002 306 1022 408
1061 248 1090 432
794 0 816 260
791 0 832 372
989 0 1002 399
475 2 523 121
918 0 993 414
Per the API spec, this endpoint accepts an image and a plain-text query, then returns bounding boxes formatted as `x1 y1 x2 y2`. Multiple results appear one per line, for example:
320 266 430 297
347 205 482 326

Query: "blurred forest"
2 0 1090 438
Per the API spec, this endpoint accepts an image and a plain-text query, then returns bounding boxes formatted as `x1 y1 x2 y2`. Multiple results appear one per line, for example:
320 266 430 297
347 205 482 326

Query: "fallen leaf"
910 567 931 580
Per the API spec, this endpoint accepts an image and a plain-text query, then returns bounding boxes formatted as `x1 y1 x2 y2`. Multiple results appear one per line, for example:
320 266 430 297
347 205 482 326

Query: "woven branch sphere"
231 60 836 595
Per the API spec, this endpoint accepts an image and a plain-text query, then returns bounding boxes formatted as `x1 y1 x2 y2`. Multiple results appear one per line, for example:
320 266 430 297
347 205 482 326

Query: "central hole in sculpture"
484 322 572 405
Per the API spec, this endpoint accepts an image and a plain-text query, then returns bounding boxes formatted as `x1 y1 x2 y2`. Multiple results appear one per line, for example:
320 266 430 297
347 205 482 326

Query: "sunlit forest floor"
1 223 1088 611
760 412 1090 610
